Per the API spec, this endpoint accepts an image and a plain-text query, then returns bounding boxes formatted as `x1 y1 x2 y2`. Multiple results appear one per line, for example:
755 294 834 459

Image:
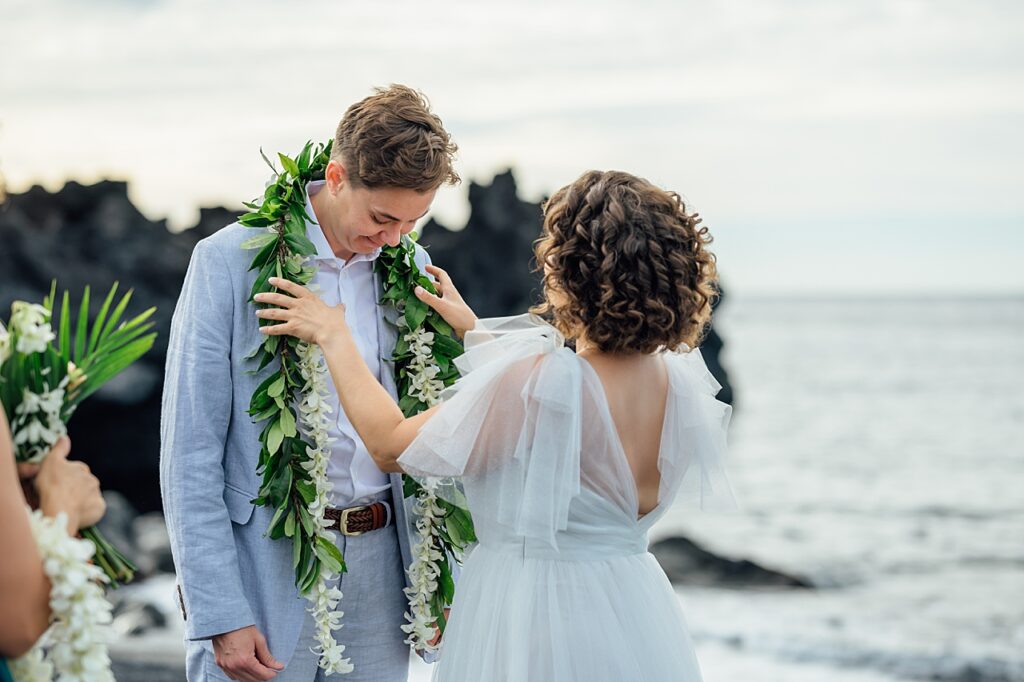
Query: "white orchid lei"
294 341 352 673
395 327 447 648
8 510 114 682
240 140 474 673
402 477 446 649
240 141 350 675
376 236 477 652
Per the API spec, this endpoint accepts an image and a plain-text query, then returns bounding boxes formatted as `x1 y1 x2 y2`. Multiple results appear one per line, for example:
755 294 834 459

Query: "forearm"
0 540 51 657
254 273 439 470
0 411 51 656
319 330 434 472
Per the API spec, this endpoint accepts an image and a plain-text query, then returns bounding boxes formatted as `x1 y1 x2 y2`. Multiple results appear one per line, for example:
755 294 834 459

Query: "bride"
254 169 736 680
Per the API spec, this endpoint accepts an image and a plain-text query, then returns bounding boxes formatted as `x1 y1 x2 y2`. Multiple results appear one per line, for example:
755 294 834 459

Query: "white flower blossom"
403 328 445 408
9 509 113 682
9 301 55 355
397 324 458 652
0 320 11 369
402 477 446 652
12 379 69 463
294 341 354 675
8 645 51 682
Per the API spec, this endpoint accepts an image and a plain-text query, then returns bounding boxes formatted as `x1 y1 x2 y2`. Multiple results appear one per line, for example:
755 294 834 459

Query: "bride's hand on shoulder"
255 277 349 347
415 265 478 339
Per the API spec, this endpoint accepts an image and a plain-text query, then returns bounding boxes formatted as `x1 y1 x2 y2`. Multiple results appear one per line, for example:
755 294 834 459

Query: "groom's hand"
212 625 285 681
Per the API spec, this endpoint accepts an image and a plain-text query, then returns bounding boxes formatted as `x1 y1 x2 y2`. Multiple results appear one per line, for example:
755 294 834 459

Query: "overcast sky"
2 0 1022 295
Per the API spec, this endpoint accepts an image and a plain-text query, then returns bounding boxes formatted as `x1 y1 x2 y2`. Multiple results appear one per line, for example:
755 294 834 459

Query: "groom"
160 85 460 682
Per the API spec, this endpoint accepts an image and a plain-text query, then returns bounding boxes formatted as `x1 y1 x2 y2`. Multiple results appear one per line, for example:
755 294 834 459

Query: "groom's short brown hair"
332 84 460 192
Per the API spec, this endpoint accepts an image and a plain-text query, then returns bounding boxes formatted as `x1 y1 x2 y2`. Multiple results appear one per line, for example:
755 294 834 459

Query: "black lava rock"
650 536 813 588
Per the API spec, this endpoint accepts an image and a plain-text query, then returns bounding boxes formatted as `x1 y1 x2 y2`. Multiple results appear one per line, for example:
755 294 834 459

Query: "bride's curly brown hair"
532 170 718 354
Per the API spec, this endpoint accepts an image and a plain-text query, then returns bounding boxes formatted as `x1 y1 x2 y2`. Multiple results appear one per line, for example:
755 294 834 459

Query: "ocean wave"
696 631 1024 682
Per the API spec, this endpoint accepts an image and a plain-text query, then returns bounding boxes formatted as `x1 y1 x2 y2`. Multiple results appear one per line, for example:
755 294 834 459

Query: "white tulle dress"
398 315 736 681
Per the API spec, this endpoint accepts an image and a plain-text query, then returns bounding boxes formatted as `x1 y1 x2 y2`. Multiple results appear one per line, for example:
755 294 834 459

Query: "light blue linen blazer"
159 221 429 662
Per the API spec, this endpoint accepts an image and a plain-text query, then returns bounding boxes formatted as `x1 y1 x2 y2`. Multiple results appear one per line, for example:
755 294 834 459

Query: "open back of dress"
399 314 736 681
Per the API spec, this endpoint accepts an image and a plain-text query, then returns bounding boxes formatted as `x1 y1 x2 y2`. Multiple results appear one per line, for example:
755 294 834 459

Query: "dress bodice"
398 315 736 562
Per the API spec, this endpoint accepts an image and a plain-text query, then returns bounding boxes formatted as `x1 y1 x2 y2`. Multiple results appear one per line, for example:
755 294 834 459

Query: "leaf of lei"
239 139 333 594
374 234 478 646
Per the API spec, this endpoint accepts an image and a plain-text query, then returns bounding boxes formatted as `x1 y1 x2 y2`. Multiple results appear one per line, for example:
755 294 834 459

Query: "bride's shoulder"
661 346 724 398
450 314 580 404
458 314 565 368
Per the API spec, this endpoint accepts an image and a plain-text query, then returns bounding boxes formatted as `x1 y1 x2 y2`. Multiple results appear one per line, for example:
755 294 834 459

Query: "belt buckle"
339 504 370 536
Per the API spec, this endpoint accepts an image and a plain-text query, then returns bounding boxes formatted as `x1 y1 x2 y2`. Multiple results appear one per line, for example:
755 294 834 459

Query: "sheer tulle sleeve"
657 348 739 512
397 315 582 548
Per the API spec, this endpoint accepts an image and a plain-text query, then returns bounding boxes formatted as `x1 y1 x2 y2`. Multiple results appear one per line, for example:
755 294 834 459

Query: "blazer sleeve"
159 238 256 640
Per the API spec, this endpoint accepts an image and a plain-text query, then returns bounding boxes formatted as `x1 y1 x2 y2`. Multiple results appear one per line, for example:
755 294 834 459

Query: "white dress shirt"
304 181 391 505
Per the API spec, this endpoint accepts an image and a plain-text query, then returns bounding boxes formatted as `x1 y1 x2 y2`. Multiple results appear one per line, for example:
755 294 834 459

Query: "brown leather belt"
324 501 392 536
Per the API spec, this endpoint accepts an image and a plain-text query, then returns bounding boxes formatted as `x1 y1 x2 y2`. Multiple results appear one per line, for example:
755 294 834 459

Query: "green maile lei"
239 140 476 668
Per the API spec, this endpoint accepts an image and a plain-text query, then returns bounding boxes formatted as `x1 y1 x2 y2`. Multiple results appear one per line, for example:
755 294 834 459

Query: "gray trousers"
280 507 410 680
195 492 411 682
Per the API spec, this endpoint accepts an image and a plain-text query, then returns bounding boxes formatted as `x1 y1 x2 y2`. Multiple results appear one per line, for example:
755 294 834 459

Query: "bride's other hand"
415 265 478 339
255 277 348 347
35 437 106 532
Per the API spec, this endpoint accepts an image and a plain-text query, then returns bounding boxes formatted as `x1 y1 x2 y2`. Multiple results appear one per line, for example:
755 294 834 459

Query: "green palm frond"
46 281 157 408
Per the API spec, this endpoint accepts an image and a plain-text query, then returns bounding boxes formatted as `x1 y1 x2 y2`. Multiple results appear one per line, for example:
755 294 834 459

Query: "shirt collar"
305 180 382 265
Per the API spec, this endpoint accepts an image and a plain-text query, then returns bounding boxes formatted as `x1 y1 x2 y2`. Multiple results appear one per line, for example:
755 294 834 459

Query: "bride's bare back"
579 351 669 518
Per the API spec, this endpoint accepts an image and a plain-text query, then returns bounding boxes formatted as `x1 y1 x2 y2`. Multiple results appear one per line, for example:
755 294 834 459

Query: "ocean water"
647 297 1024 681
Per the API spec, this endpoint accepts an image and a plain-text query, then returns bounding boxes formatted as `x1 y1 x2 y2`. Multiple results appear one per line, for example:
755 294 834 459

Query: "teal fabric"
0 657 15 682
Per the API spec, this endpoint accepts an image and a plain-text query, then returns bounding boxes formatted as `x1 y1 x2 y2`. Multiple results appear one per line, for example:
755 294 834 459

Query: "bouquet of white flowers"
0 281 157 586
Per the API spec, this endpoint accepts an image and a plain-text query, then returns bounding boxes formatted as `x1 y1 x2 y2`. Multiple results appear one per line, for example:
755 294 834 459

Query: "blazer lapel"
374 268 415 577
374 269 400 401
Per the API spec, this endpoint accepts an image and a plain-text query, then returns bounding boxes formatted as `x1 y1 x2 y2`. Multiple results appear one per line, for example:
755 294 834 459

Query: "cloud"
1 0 1021 293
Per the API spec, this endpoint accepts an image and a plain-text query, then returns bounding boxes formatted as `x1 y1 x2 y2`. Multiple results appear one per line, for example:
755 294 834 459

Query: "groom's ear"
325 160 349 193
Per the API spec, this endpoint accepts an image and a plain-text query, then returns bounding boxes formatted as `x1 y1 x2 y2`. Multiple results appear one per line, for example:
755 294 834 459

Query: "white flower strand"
12 379 69 464
401 478 446 652
404 328 445 407
9 647 50 682
294 341 354 675
5 301 69 463
0 320 11 369
9 302 56 355
9 510 113 682
400 326 448 652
